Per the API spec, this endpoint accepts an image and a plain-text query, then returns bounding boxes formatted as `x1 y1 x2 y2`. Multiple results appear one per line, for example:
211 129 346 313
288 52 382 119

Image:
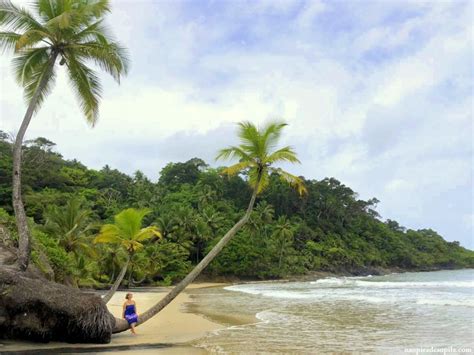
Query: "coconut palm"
155 214 179 239
200 206 224 234
0 0 129 270
94 208 161 304
112 120 306 333
43 197 95 256
246 201 275 238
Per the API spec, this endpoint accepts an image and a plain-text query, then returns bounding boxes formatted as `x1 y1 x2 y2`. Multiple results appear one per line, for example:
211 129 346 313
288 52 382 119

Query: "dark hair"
125 293 133 300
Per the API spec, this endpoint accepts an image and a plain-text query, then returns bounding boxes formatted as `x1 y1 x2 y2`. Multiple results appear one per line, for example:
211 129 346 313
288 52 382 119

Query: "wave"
224 286 317 299
416 299 474 307
310 278 474 288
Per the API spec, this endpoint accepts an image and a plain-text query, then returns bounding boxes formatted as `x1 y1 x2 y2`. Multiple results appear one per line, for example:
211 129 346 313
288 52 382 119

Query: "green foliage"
0 0 129 123
0 136 472 285
32 228 72 282
94 208 161 254
216 121 306 195
43 197 95 255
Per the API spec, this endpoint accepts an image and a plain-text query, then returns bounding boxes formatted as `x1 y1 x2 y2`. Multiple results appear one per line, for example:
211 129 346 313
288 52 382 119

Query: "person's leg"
130 322 137 334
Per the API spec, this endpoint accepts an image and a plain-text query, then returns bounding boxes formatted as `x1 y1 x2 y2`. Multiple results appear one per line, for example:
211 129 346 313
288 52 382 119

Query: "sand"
0 283 227 354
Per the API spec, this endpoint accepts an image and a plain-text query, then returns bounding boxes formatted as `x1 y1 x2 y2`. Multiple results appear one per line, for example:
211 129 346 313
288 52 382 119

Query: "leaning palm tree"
0 0 129 270
112 120 306 332
94 208 161 304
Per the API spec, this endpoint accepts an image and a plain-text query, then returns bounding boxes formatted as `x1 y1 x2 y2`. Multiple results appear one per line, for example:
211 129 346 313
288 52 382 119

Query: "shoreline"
2 269 470 353
0 283 228 354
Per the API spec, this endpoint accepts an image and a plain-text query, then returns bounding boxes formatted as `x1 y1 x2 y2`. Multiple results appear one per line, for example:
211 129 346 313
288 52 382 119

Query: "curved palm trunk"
112 182 260 333
102 255 130 304
14 52 58 271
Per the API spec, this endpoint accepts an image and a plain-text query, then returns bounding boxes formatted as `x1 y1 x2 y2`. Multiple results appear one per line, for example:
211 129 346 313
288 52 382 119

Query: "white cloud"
0 0 472 248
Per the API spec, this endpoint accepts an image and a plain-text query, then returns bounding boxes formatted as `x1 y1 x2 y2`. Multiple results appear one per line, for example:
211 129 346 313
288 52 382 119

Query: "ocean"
189 269 474 354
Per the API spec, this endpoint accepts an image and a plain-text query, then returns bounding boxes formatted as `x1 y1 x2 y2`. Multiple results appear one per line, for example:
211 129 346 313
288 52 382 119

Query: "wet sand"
0 283 226 354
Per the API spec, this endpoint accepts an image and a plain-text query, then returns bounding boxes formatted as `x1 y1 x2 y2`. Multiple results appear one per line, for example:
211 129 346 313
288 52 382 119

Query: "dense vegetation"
0 133 472 287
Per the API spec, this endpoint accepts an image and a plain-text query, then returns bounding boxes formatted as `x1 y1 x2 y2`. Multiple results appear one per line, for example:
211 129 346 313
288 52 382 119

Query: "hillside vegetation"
0 133 472 287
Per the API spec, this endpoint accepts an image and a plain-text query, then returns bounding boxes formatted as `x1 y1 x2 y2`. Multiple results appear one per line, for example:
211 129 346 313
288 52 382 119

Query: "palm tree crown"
216 121 307 195
94 208 161 254
0 0 129 124
44 197 94 255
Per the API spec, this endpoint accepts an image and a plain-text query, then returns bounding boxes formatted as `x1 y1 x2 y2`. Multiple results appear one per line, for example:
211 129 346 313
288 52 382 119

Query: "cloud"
0 0 472 248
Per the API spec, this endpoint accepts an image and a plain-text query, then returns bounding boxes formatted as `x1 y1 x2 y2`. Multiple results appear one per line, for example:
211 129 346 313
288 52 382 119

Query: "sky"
0 0 473 248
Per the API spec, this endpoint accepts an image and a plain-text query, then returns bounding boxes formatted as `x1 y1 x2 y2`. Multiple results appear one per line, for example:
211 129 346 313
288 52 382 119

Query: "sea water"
190 269 474 353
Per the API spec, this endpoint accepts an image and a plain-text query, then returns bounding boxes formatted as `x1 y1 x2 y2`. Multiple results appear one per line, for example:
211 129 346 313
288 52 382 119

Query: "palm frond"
135 226 161 242
271 167 307 196
72 41 129 82
12 46 56 109
94 224 122 244
80 0 110 20
64 52 102 125
45 10 73 30
13 46 48 84
72 19 109 43
34 0 57 21
42 0 110 30
16 28 52 51
0 31 19 53
262 120 287 153
0 0 44 32
221 161 252 176
216 146 251 162
248 167 270 194
236 121 261 157
114 208 151 238
265 146 301 164
37 0 107 31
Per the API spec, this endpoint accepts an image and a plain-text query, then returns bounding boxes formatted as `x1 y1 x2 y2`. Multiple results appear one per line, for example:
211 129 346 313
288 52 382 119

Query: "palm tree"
155 214 179 239
0 0 129 270
245 201 275 239
200 206 224 234
112 120 306 333
43 197 95 256
254 201 275 224
94 208 161 304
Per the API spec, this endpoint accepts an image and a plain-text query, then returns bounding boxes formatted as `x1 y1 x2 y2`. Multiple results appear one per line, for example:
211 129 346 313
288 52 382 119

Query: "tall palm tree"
0 0 129 270
113 120 306 333
94 208 161 304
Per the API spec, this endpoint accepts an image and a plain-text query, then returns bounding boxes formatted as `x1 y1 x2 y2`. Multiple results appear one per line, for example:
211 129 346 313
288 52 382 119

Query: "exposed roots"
0 266 115 343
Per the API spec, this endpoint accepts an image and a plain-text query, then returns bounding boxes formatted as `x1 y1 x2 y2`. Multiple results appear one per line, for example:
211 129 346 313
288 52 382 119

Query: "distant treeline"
0 133 472 287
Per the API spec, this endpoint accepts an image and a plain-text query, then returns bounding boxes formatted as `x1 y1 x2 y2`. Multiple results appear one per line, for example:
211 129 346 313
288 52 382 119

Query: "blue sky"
0 0 473 248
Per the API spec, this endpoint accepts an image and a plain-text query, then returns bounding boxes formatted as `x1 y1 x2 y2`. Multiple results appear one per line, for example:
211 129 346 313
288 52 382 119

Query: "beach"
0 283 227 354
2 271 473 354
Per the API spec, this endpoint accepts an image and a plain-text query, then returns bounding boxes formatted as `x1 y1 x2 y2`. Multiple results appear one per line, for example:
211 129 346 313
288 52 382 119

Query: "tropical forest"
1 132 471 289
0 0 472 351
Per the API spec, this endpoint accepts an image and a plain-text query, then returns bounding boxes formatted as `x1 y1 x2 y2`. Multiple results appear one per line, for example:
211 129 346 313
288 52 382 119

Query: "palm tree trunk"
127 265 133 288
14 52 58 271
112 180 260 333
102 255 130 304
